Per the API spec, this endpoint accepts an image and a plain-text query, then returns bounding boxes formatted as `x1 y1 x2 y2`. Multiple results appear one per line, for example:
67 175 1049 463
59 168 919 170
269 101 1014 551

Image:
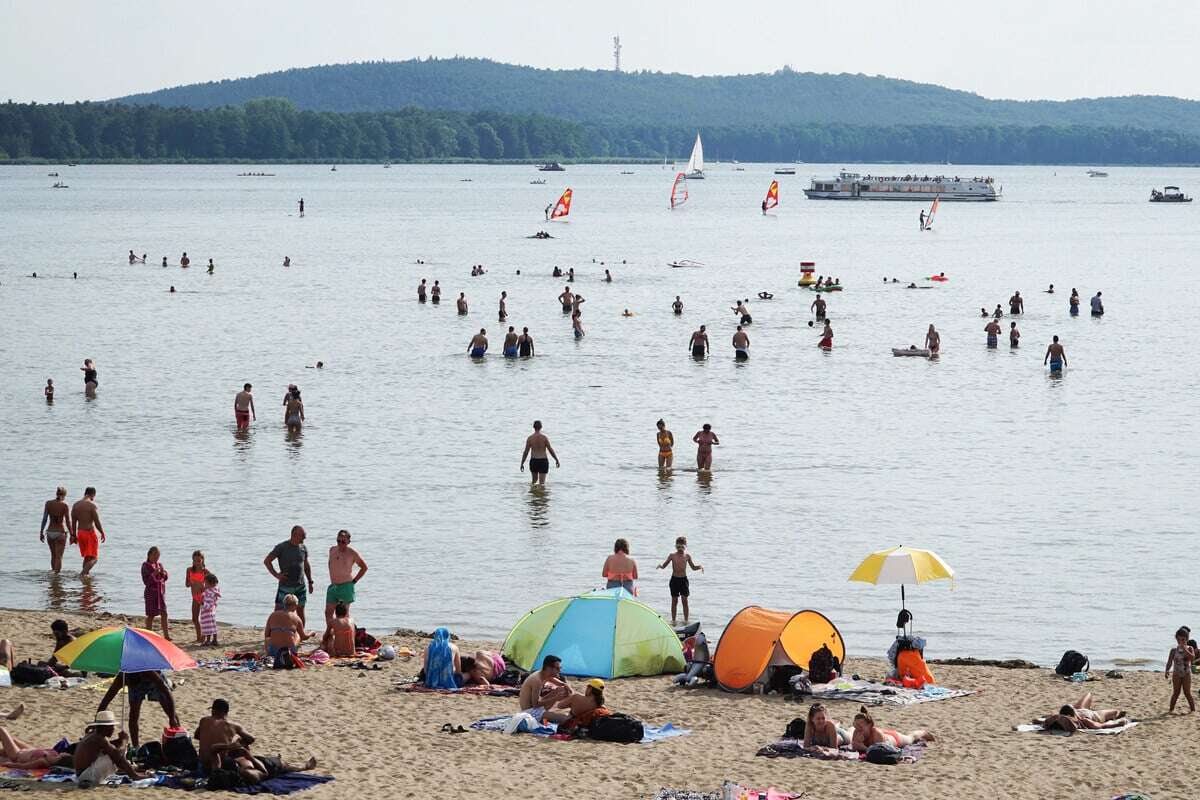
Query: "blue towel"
423 627 458 690
233 773 334 795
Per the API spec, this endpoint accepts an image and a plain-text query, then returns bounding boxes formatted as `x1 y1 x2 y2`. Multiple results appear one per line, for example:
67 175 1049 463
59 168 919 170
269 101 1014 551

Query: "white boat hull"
804 190 997 201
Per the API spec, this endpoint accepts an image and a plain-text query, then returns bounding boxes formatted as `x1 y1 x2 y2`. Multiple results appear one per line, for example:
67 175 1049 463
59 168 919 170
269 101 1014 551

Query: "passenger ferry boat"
804 171 1000 201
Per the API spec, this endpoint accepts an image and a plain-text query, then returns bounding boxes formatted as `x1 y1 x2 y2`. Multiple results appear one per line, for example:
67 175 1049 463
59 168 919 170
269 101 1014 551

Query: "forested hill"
114 58 1200 135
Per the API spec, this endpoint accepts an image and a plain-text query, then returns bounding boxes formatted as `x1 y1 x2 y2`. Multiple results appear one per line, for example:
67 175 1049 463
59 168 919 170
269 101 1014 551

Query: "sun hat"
86 710 117 730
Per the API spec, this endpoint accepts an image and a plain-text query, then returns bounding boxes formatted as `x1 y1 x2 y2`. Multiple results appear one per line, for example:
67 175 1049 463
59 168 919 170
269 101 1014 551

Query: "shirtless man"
503 327 520 358
417 279 427 303
732 299 752 325
70 487 105 576
924 325 940 356
1009 291 1024 315
430 281 441 304
324 529 367 631
984 318 1001 349
518 655 571 721
457 292 468 314
693 424 719 470
558 286 574 314
520 420 560 486
195 698 255 774
811 295 827 321
1009 321 1021 348
517 327 535 357
672 296 684 315
1044 335 1067 373
468 329 488 358
689 325 709 359
498 291 508 321
40 486 71 573
73 711 146 788
732 325 750 361
234 383 256 431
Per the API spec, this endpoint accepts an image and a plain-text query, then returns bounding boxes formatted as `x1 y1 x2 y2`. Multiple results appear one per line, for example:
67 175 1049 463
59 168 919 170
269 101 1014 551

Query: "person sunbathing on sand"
1038 693 1126 731
0 726 71 769
802 703 849 751
850 706 935 752
463 649 506 685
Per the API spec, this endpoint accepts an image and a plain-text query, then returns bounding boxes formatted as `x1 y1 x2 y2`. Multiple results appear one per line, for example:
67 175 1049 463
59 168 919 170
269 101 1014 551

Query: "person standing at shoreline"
185 551 210 644
521 420 560 486
732 325 750 361
81 359 97 398
656 419 675 470
1166 626 1196 713
689 325 709 359
234 383 256 431
141 546 170 640
264 526 314 624
325 530 367 633
693 424 719 470
658 536 703 625
602 539 638 594
40 487 71 574
70 487 105 577
1044 335 1067 374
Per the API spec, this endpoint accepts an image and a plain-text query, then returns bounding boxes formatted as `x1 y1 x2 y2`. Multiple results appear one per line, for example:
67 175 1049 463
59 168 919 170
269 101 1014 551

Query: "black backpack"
784 717 806 740
162 734 198 770
1055 650 1089 676
135 741 164 769
10 661 56 686
865 742 902 765
808 645 836 684
586 713 644 743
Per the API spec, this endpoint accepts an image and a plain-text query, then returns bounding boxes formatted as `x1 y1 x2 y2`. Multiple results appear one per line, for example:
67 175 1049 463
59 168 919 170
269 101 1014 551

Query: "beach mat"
233 774 334 794
400 683 519 697
1014 720 1138 736
756 738 926 763
471 714 690 744
811 678 974 706
655 788 800 800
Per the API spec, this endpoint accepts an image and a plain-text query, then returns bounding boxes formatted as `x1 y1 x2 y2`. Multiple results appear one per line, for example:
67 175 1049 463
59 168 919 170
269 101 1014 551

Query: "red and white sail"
923 196 939 230
763 180 779 212
550 188 572 220
670 172 688 209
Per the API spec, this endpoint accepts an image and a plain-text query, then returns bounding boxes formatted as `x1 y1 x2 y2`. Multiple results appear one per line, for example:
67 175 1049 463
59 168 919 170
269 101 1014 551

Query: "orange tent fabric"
711 607 845 691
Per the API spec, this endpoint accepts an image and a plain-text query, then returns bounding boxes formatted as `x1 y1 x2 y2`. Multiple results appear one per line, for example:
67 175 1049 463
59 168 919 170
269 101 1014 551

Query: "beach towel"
470 714 690 744
1014 720 1138 736
399 682 519 697
423 627 457 690
722 783 805 800
232 773 334 795
756 738 926 763
811 678 974 706
652 790 722 800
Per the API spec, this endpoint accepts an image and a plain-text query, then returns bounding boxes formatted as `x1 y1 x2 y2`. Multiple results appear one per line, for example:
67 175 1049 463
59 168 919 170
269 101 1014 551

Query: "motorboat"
51 182 69 189
669 259 704 268
805 170 1000 201
538 162 566 172
530 179 547 185
774 167 796 175
1087 169 1108 177
1150 186 1192 202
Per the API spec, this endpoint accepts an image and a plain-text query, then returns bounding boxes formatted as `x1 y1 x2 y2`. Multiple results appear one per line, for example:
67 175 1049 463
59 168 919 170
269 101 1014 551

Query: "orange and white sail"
670 172 688 209
923 196 939 230
763 180 779 212
550 188 572 220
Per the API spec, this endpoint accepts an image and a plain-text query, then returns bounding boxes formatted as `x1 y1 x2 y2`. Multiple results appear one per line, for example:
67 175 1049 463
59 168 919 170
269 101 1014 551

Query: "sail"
670 172 688 209
923 196 939 230
763 180 779 211
686 133 704 174
550 188 572 220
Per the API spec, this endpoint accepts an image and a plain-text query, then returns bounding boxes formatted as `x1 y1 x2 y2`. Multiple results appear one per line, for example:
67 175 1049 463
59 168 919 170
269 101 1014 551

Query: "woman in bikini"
1038 693 1127 732
655 419 674 470
602 538 638 594
851 706 935 752
802 703 850 752
185 550 210 643
40 486 71 574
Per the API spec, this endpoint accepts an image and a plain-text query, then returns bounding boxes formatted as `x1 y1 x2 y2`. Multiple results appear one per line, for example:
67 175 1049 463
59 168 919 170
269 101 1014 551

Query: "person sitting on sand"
1037 693 1126 731
551 679 611 730
850 706 935 752
321 602 356 657
518 655 571 717
802 703 849 751
74 710 148 788
422 627 460 690
0 726 68 769
264 594 311 668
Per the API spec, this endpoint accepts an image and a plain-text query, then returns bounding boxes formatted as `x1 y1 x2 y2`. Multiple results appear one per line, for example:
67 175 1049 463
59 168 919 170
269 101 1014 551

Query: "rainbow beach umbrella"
54 626 197 674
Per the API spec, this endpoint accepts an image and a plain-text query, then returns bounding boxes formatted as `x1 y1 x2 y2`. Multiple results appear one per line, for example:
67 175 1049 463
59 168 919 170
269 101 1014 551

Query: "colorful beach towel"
399 683 519 697
470 714 689 744
423 628 457 690
755 738 925 763
811 678 974 706
1014 720 1139 736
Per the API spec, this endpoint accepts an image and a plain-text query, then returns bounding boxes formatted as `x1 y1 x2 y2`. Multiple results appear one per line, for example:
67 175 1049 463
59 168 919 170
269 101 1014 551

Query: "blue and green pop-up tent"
502 588 685 679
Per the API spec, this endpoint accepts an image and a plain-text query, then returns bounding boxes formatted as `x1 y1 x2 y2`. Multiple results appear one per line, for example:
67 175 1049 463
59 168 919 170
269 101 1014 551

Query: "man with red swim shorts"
234 383 256 431
70 487 107 576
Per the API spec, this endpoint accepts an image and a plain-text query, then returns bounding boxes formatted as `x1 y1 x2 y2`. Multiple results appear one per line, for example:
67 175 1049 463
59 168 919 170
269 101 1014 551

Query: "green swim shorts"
325 581 356 605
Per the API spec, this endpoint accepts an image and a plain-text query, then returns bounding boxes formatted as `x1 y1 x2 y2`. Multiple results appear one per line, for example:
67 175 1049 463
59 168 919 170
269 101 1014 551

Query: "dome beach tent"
502 588 685 679
711 607 845 692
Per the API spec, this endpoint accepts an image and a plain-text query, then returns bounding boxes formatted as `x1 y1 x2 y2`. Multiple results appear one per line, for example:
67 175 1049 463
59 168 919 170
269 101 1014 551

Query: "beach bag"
865 742 902 765
135 741 164 769
808 645 836 684
784 717 806 739
1055 650 1089 676
354 627 381 652
587 713 644 743
10 661 56 686
162 731 198 770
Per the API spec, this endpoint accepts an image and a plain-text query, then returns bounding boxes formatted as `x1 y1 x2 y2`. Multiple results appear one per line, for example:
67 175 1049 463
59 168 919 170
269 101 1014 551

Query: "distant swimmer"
457 293 468 314
984 319 1001 348
732 299 752 325
572 311 585 339
919 209 926 230
468 328 488 358
169 286 176 293
811 295 827 321
1009 291 1024 315
980 308 989 318
1009 321 1020 348
622 309 634 317
431 281 441 304
689 325 709 359
180 252 190 268
925 324 940 355
128 250 137 264
503 326 519 357
1069 288 1080 316
162 256 169 268
234 383 256 431
499 291 508 321
1090 291 1104 316
283 257 291 267
818 320 833 350
993 305 1004 319
1044 335 1067 373
672 296 684 315
81 359 98 398
1046 284 1055 294
284 388 304 432
207 259 214 274
907 283 919 289
656 419 675 470
315 361 323 368
604 269 612 283
692 424 720 471
552 266 563 278
417 279 427 303
732 325 750 361
558 286 574 313
520 420 560 486
517 327 535 357
45 378 54 402
298 198 304 215
758 292 773 300
567 267 575 282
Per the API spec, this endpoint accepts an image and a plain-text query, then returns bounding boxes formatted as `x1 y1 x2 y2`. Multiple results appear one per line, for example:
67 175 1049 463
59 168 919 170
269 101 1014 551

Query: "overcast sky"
3 0 1197 103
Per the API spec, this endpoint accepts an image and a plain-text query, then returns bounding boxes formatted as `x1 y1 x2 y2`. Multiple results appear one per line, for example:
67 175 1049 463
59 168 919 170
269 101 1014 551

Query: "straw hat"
86 710 117 730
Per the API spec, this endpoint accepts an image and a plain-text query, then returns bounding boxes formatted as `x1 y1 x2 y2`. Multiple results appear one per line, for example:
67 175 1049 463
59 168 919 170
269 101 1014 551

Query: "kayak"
809 285 843 292
893 348 931 357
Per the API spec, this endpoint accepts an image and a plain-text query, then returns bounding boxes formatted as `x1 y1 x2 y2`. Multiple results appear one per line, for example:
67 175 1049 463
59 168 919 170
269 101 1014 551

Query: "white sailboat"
685 133 705 180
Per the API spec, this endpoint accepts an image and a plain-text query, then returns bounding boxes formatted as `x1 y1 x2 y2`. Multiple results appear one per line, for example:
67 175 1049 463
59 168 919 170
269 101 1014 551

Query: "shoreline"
5 159 1200 167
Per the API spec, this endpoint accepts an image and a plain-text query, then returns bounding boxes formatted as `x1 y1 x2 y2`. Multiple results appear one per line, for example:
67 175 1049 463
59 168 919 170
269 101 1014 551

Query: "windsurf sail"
763 180 779 212
923 196 939 230
550 188 572 220
670 172 688 209
686 133 704 176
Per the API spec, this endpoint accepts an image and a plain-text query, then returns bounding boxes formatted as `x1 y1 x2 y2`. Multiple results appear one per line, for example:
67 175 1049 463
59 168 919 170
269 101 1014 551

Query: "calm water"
2 163 1197 669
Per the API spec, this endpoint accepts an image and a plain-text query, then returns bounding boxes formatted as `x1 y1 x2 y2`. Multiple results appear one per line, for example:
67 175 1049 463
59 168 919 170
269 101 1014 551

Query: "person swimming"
758 291 773 300
622 309 634 317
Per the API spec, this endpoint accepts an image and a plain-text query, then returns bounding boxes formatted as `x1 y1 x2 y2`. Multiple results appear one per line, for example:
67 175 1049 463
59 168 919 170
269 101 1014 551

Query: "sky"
3 0 1198 103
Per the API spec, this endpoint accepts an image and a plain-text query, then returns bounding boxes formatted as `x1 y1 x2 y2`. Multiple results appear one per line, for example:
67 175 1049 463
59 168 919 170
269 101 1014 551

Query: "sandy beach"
0 607 1193 798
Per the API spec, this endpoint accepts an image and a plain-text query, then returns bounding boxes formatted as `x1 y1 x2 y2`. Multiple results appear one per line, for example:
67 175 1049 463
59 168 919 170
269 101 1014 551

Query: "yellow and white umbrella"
848 546 954 611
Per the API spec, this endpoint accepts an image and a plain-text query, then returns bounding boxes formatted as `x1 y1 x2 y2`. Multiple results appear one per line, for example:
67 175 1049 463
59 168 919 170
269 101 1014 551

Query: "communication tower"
613 36 622 72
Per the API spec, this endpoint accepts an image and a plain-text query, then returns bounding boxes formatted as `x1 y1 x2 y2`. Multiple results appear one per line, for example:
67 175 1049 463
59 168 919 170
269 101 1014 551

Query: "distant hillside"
114 58 1200 135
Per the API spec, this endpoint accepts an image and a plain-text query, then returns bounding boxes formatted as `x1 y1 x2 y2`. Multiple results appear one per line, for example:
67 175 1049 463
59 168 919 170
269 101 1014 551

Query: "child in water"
44 379 54 401
658 537 704 626
1166 626 1196 713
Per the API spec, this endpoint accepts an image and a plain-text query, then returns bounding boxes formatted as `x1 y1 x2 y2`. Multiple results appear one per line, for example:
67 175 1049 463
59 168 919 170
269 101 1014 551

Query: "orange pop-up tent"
711 607 845 692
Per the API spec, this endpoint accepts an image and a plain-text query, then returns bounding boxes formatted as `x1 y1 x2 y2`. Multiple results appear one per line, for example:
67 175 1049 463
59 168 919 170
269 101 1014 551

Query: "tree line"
2 100 1198 164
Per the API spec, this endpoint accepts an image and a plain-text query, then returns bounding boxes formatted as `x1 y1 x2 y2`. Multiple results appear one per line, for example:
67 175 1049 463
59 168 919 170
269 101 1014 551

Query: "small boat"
670 172 688 210
1150 186 1192 203
460 178 473 182
47 172 59 177
669 259 704 269
538 162 566 172
1087 169 1108 177
67 162 77 167
810 283 843 292
684 133 704 179
733 166 745 172
619 170 635 175
774 167 796 175
893 348 931 357
530 179 547 185
384 163 391 168
330 166 337 172
51 182 69 189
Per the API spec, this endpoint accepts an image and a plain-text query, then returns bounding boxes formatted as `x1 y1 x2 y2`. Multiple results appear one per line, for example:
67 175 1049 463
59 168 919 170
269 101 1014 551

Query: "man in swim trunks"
70 487 106 576
234 383 256 431
518 655 571 719
417 279 427 302
693 424 719 470
430 281 441 304
73 711 147 788
521 420 560 486
468 328 488 358
1009 290 1024 315
498 291 507 321
689 325 709 359
324 529 367 633
672 296 684 315
558 286 574 313
264 526 313 624
195 698 255 775
1044 335 1067 373
732 326 750 360
658 536 703 625
503 327 519 357
1090 291 1104 316
732 299 752 325
818 320 833 350
40 486 71 574
811 295 827 321
993 304 1004 319
457 292 468 314
517 327 535 357
1009 321 1020 348
984 319 1001 349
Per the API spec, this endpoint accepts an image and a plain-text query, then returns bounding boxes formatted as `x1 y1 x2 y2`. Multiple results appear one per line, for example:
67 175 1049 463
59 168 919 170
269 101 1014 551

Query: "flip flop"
451 725 468 734
440 723 453 734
